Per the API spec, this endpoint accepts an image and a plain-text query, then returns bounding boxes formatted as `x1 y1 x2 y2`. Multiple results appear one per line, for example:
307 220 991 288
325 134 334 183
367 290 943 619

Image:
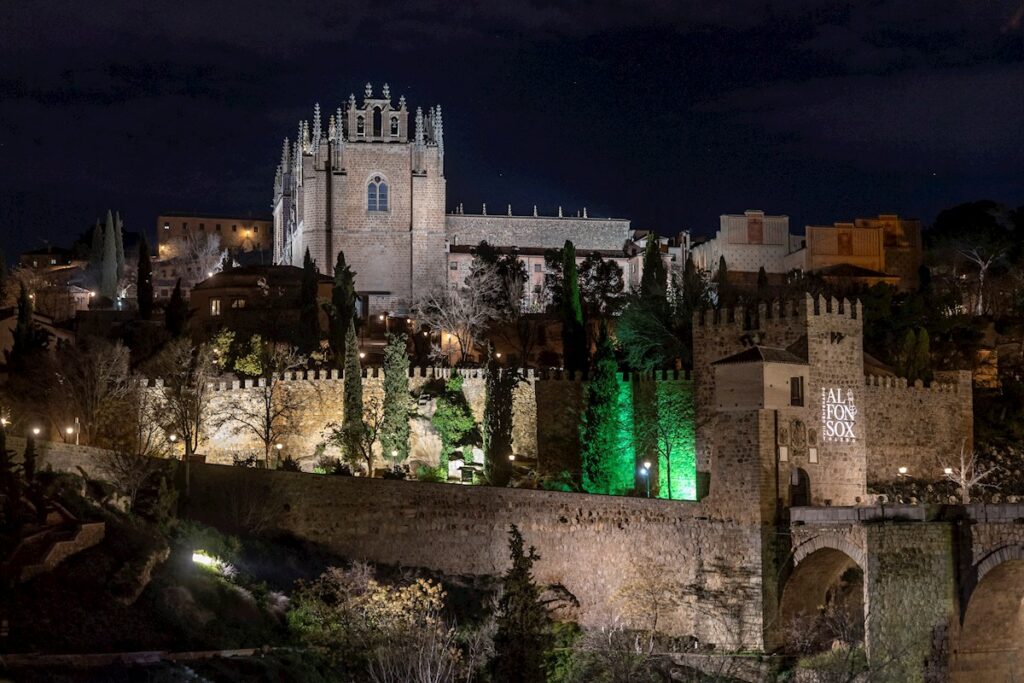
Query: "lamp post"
391 448 398 471
640 461 652 498
74 417 80 445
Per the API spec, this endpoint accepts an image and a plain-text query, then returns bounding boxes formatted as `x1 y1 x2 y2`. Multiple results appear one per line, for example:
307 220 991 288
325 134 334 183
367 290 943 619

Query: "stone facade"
273 84 632 313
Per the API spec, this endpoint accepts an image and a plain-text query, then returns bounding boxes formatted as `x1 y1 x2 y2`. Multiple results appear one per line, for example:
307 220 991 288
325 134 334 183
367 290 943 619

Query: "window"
373 107 382 137
790 376 804 407
253 226 258 233
356 115 365 136
534 263 542 272
50 258 57 265
199 223 205 231
231 297 246 309
232 225 237 232
163 222 170 230
182 222 189 230
450 262 459 270
210 298 222 316
367 175 389 211
216 224 221 231
390 116 399 136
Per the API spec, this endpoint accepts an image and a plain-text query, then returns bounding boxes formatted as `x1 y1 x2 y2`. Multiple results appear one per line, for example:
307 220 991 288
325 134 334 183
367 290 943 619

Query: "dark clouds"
1 0 1022 257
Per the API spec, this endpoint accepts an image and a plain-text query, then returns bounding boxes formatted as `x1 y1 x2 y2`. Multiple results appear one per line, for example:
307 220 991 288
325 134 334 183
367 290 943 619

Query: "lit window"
231 297 246 309
367 175 388 212
390 116 399 136
210 298 222 316
163 223 170 230
50 259 57 265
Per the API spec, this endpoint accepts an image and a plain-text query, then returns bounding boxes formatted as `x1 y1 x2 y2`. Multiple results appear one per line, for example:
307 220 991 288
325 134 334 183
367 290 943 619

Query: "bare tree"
55 339 132 446
943 440 999 504
614 559 687 636
326 394 385 476
415 274 501 365
216 337 309 467
150 339 217 496
166 232 227 283
96 450 166 510
957 244 1007 315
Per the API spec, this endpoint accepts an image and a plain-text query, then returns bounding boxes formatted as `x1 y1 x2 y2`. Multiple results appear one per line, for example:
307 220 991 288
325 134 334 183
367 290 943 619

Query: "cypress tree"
897 328 917 380
483 344 516 487
560 240 587 374
715 255 733 306
166 279 186 337
137 236 154 320
89 220 104 270
297 249 320 354
380 333 411 469
328 251 357 367
915 328 932 383
114 211 126 280
579 324 618 494
640 234 667 301
7 284 36 371
341 320 365 471
491 525 550 683
101 210 118 301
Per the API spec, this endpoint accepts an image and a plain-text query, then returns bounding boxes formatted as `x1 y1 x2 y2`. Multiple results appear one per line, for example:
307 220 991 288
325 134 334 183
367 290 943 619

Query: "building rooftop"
712 345 808 366
812 263 896 279
192 264 332 291
159 211 273 221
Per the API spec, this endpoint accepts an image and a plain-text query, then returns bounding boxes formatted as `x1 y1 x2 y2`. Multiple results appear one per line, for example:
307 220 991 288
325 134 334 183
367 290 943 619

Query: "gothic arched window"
367 175 388 212
356 115 365 136
390 116 399 136
373 107 382 137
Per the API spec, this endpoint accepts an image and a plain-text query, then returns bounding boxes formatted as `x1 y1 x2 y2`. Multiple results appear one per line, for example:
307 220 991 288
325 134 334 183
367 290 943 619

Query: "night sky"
2 1 1023 260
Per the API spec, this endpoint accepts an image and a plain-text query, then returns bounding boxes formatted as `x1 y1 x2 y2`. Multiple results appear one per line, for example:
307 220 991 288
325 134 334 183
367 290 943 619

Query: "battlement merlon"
694 294 863 330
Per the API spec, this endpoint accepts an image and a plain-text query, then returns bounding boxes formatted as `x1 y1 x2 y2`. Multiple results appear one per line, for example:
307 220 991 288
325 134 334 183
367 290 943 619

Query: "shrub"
314 456 352 476
277 456 301 472
415 465 447 483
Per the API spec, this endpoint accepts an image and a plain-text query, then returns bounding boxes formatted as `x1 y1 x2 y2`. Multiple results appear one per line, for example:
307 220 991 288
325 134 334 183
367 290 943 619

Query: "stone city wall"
862 370 973 484
188 462 770 648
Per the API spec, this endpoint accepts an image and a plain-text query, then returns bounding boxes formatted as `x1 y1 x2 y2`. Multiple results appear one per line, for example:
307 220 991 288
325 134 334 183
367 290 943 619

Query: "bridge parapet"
790 504 941 525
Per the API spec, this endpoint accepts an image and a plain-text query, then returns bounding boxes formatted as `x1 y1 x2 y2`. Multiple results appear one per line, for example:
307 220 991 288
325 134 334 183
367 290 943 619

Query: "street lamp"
943 467 953 475
508 454 515 461
65 426 74 443
31 427 41 437
391 448 398 470
640 461 652 498
359 352 366 359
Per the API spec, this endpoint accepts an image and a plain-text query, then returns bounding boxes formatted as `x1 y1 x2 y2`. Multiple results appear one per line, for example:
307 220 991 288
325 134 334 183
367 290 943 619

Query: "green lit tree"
560 240 587 374
483 344 517 486
491 525 550 683
137 236 154 320
579 325 620 493
297 248 321 354
431 375 476 476
327 251 357 368
380 333 411 469
165 279 187 337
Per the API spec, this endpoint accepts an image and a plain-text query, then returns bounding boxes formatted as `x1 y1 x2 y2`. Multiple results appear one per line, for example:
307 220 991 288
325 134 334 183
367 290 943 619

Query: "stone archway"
952 551 1024 682
779 545 866 654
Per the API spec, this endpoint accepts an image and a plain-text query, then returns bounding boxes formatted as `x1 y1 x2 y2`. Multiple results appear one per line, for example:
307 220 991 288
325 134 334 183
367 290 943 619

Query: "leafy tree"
467 241 528 318
431 375 476 475
671 256 713 369
483 344 517 486
165 279 187 337
579 326 620 493
560 241 588 374
341 319 365 468
715 254 735 306
297 248 321 354
491 525 550 683
137 236 154 320
101 210 119 301
327 251 357 367
380 333 412 468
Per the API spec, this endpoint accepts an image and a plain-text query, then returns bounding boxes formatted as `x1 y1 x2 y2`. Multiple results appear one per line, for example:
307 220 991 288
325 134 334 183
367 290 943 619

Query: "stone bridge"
786 504 1024 682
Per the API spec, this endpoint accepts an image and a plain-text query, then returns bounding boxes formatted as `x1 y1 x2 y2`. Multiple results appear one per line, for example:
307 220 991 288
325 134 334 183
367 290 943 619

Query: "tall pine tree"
328 251 357 367
137 236 154 320
100 210 118 301
341 320 365 470
166 279 186 337
491 525 550 683
560 240 587 375
640 234 667 302
579 324 619 493
483 344 516 486
297 249 320 354
380 333 411 468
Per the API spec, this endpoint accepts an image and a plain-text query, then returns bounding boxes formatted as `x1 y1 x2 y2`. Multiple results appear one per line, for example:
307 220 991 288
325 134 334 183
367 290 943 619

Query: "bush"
232 454 261 468
415 465 447 483
314 456 352 476
382 464 410 480
277 456 301 472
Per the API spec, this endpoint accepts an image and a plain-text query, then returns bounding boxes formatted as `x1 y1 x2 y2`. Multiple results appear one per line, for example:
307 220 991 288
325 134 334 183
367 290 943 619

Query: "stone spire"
482 203 487 215
533 205 538 217
507 204 512 216
583 207 588 218
336 107 344 141
415 107 424 143
398 94 406 109
328 115 336 142
382 83 390 100
433 105 444 150
301 120 311 153
558 206 563 218
349 93 356 109
312 103 322 151
364 82 372 99
281 138 290 171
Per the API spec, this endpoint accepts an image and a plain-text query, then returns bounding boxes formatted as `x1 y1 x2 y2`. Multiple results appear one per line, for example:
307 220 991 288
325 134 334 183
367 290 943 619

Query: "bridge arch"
779 538 866 654
952 546 1024 682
